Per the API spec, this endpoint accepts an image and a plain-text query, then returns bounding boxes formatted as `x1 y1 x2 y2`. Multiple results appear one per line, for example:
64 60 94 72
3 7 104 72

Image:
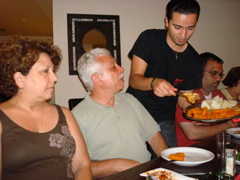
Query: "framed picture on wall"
67 14 121 75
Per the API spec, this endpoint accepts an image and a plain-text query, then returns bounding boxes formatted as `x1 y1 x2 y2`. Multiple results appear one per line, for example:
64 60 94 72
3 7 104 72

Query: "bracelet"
151 77 157 89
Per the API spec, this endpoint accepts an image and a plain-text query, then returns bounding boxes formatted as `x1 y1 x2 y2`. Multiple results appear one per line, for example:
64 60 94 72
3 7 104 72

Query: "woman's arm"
62 107 92 180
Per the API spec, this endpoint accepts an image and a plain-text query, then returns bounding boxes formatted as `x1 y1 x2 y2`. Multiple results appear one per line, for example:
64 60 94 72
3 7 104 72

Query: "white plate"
140 168 198 180
225 127 240 138
236 160 240 165
161 147 214 166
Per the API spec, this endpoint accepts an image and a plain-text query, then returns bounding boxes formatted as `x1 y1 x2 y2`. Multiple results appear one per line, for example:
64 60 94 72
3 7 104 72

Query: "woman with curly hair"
0 36 92 180
221 66 240 100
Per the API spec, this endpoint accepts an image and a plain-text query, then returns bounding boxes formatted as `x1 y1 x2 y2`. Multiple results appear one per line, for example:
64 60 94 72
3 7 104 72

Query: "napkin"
235 174 240 180
232 118 240 123
140 167 198 180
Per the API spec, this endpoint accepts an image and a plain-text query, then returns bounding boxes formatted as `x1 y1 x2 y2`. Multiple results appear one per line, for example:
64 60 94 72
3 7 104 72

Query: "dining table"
100 136 240 180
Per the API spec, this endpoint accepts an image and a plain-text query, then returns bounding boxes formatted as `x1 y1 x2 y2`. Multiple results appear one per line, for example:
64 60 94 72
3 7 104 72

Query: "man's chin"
117 84 124 92
176 42 186 46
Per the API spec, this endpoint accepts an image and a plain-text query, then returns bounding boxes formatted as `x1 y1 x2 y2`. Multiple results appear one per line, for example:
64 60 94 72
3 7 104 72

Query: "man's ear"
92 73 102 86
164 17 169 29
13 72 24 88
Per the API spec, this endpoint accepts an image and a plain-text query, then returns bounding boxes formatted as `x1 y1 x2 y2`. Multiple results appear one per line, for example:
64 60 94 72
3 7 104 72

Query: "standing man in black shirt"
127 0 202 148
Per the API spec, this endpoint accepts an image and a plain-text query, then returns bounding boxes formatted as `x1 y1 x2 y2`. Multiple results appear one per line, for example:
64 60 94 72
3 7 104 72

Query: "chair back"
68 98 84 110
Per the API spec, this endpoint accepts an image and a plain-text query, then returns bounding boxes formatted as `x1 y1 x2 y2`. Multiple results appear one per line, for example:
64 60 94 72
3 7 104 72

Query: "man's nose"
117 65 124 73
180 29 187 38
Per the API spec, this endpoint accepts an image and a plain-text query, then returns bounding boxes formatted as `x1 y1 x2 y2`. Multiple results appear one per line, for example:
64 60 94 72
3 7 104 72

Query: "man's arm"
180 120 240 140
91 158 140 179
129 55 177 97
147 132 168 157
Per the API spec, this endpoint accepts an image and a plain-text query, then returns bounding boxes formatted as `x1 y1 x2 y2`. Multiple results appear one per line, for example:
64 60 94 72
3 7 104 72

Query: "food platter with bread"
183 96 240 123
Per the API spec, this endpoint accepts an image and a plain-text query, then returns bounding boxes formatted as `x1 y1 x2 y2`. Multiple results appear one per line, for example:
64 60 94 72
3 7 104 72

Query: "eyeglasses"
204 70 225 79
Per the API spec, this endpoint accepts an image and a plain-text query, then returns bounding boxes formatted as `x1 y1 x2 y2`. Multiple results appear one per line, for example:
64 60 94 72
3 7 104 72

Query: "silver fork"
146 175 152 180
175 90 184 97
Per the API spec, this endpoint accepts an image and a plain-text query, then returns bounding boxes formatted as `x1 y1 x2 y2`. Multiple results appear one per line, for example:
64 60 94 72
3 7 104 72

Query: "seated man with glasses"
175 52 240 147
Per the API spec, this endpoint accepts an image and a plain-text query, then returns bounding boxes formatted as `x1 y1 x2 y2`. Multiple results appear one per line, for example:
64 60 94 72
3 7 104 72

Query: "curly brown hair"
0 36 62 97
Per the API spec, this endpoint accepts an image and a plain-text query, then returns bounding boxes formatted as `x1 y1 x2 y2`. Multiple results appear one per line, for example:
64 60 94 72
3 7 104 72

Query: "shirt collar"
85 92 121 110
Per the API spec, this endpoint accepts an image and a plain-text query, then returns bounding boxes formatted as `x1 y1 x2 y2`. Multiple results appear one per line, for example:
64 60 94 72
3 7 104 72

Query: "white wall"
53 0 240 108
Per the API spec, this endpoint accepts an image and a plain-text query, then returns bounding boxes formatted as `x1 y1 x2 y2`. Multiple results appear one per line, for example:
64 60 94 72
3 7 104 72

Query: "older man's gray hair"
77 48 111 92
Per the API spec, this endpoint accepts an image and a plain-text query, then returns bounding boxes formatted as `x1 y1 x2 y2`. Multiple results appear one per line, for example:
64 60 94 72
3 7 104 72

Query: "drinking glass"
216 133 231 158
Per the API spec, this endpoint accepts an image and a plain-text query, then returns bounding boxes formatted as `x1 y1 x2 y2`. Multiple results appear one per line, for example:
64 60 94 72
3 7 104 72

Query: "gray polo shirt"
72 92 160 163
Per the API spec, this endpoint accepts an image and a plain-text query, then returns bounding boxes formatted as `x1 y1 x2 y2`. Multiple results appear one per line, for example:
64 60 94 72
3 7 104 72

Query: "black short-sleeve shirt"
127 29 202 122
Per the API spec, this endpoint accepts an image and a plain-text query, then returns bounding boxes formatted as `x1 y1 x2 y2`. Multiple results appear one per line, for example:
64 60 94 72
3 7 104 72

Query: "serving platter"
183 102 240 123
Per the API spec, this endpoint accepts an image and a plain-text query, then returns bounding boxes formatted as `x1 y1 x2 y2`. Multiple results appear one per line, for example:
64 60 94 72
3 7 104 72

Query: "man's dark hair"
200 52 224 69
166 0 200 21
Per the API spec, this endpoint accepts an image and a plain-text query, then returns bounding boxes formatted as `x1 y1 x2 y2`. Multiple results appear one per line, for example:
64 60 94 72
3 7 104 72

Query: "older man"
72 48 168 179
176 52 240 147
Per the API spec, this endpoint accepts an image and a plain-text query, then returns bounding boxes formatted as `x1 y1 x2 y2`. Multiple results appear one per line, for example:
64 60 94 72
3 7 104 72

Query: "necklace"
14 99 44 133
39 105 44 133
174 51 179 60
